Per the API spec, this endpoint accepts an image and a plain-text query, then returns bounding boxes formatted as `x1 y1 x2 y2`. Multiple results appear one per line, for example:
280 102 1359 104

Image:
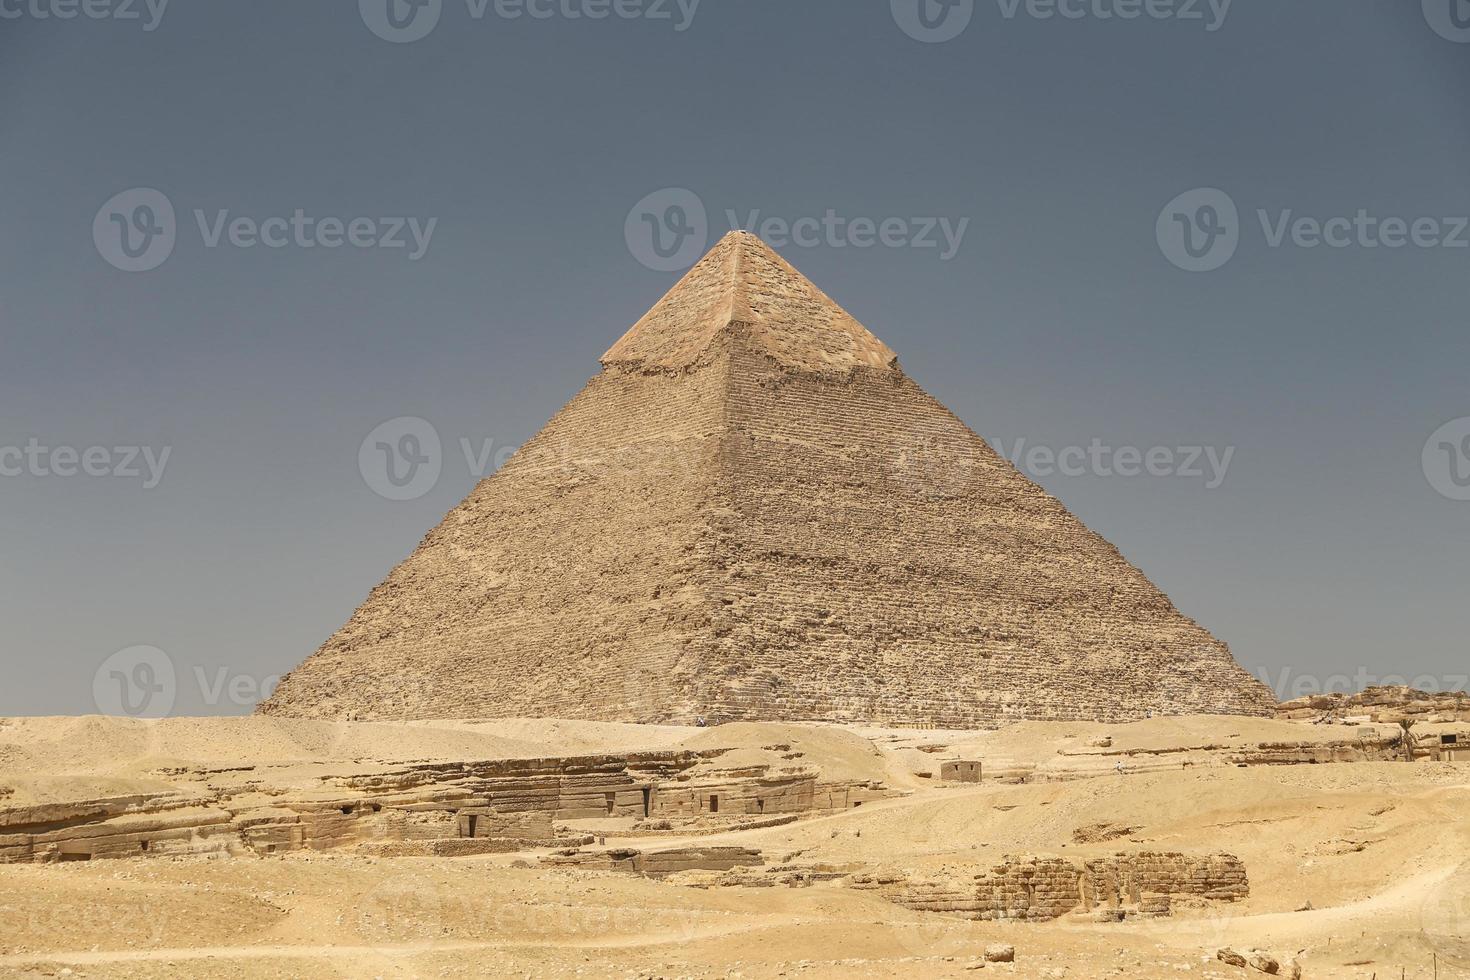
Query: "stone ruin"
533 838 1250 926
1276 685 1470 725
0 748 891 866
940 760 982 782
259 231 1274 728
1276 687 1470 762
851 851 1249 923
542 844 765 878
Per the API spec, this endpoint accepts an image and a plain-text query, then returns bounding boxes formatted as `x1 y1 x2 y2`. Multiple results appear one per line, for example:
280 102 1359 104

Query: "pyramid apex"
717 228 778 252
603 231 899 373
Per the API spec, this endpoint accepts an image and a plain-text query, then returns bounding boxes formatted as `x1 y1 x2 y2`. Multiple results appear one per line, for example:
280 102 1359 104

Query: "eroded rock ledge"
0 749 892 865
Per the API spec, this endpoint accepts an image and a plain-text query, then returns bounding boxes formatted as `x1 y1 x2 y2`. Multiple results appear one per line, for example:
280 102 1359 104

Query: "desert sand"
2 710 1466 979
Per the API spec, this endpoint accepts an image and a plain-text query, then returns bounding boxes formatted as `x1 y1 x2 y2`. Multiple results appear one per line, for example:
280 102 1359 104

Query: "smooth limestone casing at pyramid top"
259 232 1276 727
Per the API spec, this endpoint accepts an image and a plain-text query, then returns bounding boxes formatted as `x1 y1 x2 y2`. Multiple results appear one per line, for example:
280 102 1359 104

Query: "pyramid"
260 232 1276 727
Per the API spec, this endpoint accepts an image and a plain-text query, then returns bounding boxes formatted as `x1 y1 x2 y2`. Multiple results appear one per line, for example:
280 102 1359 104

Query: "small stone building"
941 760 982 783
1416 723 1470 762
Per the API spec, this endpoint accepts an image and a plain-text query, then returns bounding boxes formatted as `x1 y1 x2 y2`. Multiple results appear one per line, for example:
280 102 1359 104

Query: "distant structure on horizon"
260 232 1276 727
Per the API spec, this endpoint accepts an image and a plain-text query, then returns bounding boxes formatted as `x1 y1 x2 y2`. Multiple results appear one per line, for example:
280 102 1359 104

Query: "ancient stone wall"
1226 736 1402 766
854 852 1247 922
260 358 734 724
1080 852 1249 909
650 773 889 818
941 761 982 782
458 808 555 840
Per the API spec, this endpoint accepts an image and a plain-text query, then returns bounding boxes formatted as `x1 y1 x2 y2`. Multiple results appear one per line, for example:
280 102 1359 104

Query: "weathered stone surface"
1218 948 1249 967
457 807 554 841
260 231 1274 728
983 944 1015 963
1216 947 1299 975
542 845 765 877
854 851 1247 922
940 761 982 783
0 747 876 865
1276 686 1470 724
1247 951 1281 974
359 836 588 857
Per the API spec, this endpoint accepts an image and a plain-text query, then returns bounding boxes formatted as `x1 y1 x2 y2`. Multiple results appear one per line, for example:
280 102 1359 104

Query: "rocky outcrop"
542 845 765 877
1276 686 1470 724
1225 733 1403 766
652 773 889 817
0 749 890 865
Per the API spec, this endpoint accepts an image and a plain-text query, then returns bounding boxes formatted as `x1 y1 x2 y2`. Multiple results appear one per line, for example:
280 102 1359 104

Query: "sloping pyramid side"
258 359 739 722
694 332 1274 725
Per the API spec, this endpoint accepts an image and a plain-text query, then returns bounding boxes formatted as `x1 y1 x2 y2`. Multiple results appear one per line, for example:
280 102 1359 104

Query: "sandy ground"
1 715 1467 979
